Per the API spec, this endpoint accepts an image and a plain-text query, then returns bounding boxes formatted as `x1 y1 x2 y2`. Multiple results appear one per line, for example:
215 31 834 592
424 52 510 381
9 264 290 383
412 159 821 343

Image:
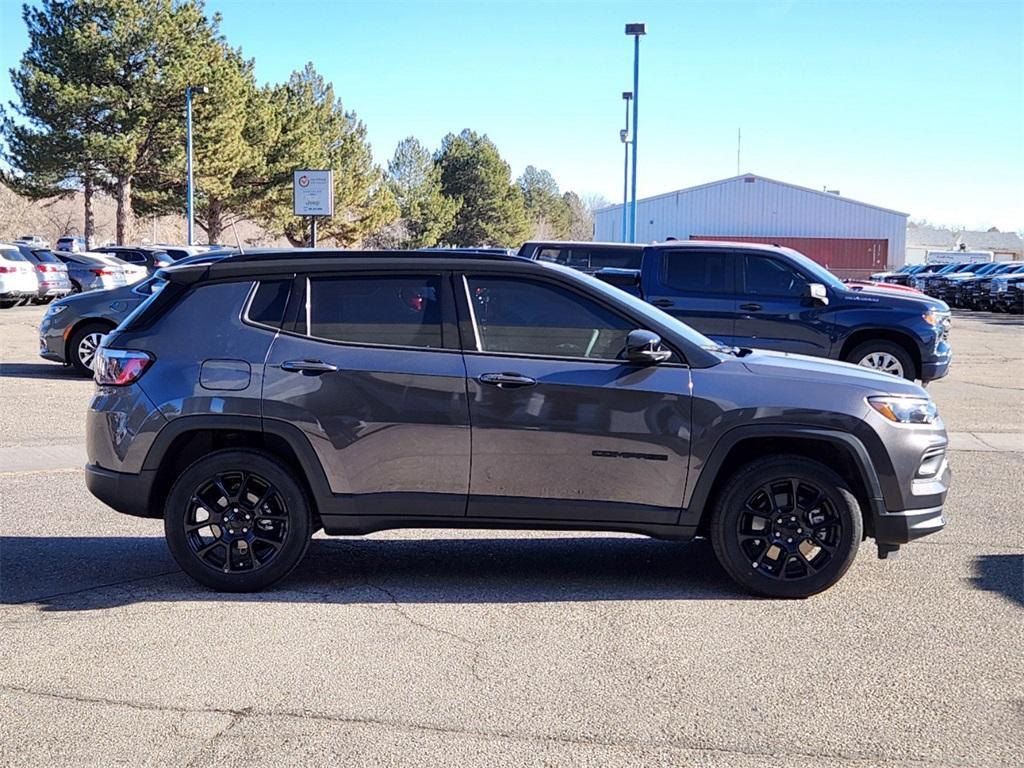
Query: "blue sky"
2 0 1021 230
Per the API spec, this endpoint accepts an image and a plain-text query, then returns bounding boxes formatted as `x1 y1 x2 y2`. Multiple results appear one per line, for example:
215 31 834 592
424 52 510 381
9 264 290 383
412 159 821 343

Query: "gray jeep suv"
85 250 949 597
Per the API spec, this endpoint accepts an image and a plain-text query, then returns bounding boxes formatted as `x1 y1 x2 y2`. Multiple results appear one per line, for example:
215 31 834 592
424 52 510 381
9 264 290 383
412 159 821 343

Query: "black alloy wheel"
165 450 312 592
184 471 290 574
710 456 862 598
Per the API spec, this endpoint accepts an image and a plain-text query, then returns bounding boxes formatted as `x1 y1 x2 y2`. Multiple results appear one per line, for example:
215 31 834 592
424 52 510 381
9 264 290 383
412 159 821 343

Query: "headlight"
46 303 68 316
869 396 939 425
921 308 947 326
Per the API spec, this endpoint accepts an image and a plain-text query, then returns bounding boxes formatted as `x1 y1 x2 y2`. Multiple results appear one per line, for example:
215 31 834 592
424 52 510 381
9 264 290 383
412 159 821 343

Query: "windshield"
538 262 717 351
777 248 846 291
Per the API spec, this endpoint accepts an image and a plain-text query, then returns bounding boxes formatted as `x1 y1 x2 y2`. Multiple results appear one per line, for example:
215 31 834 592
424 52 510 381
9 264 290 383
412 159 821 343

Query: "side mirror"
624 329 672 364
806 282 829 305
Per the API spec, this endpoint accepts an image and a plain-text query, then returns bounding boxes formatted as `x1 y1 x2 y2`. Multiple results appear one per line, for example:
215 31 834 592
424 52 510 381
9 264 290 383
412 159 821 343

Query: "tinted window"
536 247 641 271
30 249 59 263
662 250 731 293
742 255 807 296
248 280 291 328
0 248 28 261
308 275 442 348
466 276 633 359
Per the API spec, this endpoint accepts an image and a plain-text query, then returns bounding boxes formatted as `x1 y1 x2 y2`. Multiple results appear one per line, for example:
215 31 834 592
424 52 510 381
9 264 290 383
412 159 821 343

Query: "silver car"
55 251 129 293
10 244 73 303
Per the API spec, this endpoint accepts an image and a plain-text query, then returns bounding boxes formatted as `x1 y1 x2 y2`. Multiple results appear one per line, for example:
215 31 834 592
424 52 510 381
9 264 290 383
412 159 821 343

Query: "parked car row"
1 242 228 308
872 260 1024 312
81 247 948 597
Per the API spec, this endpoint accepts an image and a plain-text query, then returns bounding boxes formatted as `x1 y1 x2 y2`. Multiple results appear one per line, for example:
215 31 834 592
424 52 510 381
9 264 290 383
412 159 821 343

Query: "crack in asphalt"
365 582 487 684
0 684 977 767
0 568 182 611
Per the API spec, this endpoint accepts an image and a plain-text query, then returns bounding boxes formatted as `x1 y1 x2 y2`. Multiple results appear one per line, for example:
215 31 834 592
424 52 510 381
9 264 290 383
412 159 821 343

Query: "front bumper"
85 464 158 518
873 505 946 544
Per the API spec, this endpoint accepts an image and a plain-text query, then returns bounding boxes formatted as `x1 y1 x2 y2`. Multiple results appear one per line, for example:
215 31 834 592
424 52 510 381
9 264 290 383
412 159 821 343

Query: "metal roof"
596 173 910 218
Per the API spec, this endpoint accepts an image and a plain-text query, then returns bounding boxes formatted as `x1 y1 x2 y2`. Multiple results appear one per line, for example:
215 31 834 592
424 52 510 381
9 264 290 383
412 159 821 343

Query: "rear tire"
164 450 312 592
67 322 111 376
709 456 862 598
845 340 915 380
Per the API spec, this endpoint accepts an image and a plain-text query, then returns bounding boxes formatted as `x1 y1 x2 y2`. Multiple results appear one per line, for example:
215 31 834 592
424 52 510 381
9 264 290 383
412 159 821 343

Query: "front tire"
845 340 915 380
709 456 862 598
164 450 312 592
67 322 111 376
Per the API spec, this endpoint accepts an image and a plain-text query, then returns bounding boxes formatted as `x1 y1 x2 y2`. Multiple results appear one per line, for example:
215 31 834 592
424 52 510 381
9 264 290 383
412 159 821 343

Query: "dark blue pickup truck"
519 240 952 382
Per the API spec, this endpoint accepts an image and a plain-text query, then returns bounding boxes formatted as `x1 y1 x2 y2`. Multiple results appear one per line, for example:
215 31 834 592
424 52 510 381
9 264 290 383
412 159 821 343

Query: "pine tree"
387 137 460 248
436 129 529 247
518 165 570 239
2 0 115 246
256 64 397 247
562 191 595 241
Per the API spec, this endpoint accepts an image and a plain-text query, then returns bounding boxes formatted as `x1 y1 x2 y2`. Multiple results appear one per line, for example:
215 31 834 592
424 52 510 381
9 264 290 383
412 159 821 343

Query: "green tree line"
1 0 595 248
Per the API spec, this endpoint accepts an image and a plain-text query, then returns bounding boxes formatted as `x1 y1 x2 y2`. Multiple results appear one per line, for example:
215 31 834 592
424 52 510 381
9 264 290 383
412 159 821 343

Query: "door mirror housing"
806 282 829 305
624 329 672 364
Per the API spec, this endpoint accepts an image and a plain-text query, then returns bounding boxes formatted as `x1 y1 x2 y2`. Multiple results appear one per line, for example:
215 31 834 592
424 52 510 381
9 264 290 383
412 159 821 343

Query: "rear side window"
0 248 27 262
247 280 291 328
307 275 443 348
662 250 732 293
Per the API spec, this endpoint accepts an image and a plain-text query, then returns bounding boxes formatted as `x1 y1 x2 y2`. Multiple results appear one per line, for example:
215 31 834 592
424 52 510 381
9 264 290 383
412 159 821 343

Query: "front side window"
465 276 633 359
307 275 442 348
742 255 807 296
662 250 732 293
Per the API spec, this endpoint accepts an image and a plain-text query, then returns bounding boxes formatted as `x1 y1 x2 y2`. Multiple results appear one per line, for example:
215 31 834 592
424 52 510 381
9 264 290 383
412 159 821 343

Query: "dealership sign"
293 169 334 216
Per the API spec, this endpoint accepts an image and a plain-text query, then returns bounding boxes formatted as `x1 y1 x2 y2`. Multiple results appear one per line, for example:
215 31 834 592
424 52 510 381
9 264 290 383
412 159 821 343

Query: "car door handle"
740 303 763 312
280 359 338 376
478 372 537 389
651 299 674 308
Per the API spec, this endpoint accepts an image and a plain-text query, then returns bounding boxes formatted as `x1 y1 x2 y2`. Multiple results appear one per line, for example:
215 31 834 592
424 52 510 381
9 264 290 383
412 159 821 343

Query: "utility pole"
185 84 209 246
625 23 646 243
620 91 632 243
737 127 742 175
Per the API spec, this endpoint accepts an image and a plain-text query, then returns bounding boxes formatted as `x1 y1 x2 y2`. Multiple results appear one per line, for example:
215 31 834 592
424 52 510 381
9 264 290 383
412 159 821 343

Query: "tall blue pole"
629 34 640 244
621 97 630 243
185 86 194 246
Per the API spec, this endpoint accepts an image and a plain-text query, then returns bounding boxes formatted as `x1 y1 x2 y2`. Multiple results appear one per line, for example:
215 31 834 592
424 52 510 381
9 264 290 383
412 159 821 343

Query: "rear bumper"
873 505 946 544
84 463 158 518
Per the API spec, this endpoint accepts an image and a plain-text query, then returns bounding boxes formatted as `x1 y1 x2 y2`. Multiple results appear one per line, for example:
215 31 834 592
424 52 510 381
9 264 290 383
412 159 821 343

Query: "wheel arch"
65 316 118 359
141 416 331 524
839 328 921 378
688 426 886 538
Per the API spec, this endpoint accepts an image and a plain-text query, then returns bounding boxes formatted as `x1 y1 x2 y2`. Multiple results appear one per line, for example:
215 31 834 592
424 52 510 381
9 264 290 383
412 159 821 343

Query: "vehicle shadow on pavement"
0 535 750 610
969 554 1024 608
0 362 81 381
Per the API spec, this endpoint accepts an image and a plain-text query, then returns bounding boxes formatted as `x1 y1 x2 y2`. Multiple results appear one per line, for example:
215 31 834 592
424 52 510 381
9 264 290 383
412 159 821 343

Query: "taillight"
155 259 171 268
0 265 17 273
91 268 114 276
93 348 153 386
38 264 60 273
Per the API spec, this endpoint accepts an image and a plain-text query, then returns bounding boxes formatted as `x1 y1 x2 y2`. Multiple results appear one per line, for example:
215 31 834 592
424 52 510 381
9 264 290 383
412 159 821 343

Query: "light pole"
625 23 646 243
185 84 209 246
620 91 632 243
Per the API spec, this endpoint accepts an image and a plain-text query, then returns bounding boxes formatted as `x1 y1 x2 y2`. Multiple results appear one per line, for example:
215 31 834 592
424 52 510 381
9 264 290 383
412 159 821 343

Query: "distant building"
595 174 909 274
905 224 1023 264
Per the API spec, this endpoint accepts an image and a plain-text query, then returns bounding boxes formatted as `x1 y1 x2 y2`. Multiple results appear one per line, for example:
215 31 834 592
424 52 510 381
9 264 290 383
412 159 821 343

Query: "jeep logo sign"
293 169 334 216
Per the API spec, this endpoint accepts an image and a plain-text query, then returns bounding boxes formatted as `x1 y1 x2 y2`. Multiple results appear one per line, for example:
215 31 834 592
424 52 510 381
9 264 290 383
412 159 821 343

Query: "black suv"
86 250 949 597
520 241 952 382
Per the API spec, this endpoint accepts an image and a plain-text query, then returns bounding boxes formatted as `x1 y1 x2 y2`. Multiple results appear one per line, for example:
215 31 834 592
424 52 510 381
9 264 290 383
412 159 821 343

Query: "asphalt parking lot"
1 303 1021 767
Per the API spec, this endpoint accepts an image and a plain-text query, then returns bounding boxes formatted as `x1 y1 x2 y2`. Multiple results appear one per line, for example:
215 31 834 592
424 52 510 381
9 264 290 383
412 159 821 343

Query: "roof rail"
226 248 529 264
